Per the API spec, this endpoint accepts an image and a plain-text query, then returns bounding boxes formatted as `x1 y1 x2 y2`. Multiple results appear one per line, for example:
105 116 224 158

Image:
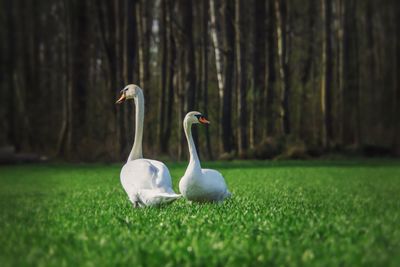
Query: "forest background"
0 0 399 162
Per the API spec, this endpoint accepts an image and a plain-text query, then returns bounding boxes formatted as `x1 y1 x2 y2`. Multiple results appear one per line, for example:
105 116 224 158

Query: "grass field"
1 160 400 266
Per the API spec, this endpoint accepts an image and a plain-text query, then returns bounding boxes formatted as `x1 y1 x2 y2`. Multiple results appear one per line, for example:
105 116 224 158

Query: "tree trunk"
158 0 168 153
95 0 120 159
235 0 248 155
299 0 316 142
67 0 90 156
251 0 266 147
136 0 145 90
321 0 333 148
161 0 176 155
209 0 224 99
221 0 235 154
171 1 186 160
275 0 291 135
336 0 344 146
177 52 186 160
365 0 376 145
182 0 198 158
57 0 72 156
114 0 126 155
123 0 136 85
201 0 213 160
4 0 16 148
395 1 400 156
266 0 277 137
0 2 7 146
342 0 360 146
121 0 136 156
182 0 196 113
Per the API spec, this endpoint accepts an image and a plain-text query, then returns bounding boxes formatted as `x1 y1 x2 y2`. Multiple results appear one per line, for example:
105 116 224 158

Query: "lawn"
1 160 400 266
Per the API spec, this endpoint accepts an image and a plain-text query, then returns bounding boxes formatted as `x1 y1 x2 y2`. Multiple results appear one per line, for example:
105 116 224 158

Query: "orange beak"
116 93 126 104
199 117 210 124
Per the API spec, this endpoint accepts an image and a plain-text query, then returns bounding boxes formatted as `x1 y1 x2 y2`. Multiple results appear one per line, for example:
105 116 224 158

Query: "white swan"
179 111 231 202
116 84 181 207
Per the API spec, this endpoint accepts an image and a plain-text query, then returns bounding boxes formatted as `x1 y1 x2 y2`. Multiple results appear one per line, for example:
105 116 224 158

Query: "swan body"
179 111 231 202
117 84 180 207
180 168 230 202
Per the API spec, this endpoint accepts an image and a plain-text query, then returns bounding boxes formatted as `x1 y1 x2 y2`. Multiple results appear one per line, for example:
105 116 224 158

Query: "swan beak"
116 93 126 104
199 117 210 124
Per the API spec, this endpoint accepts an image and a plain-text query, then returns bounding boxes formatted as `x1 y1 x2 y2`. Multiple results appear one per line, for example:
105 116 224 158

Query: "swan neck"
128 91 144 161
184 120 201 173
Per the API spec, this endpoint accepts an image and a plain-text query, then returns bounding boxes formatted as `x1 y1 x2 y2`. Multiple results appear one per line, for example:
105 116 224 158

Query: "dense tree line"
0 0 399 161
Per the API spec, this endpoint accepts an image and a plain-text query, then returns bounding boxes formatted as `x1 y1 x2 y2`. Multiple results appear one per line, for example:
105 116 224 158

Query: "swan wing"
120 159 180 207
146 159 174 190
201 169 226 187
120 159 156 196
202 169 231 200
137 189 181 207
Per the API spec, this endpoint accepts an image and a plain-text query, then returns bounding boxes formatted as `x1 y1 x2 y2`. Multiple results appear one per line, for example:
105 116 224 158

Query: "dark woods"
0 0 399 162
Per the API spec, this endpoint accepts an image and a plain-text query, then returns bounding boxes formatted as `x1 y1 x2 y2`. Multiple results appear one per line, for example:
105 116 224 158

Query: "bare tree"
299 0 316 143
251 0 266 147
342 0 360 146
201 0 213 159
136 0 151 91
321 0 333 147
275 0 291 135
182 0 196 113
163 0 176 155
68 0 90 156
158 0 168 153
209 0 224 98
221 0 235 153
394 0 400 155
235 0 248 155
266 0 277 137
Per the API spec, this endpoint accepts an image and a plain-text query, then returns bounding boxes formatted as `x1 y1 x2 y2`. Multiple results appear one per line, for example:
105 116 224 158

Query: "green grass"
1 160 400 267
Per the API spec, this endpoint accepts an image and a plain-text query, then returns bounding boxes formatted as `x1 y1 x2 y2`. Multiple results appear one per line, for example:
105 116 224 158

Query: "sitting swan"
179 111 231 202
116 84 180 207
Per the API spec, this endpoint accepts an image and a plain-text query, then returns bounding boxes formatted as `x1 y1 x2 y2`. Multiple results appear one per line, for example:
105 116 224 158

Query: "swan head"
184 111 210 125
116 84 142 104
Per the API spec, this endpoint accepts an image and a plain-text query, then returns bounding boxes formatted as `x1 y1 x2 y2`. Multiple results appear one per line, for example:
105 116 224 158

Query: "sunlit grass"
1 160 400 266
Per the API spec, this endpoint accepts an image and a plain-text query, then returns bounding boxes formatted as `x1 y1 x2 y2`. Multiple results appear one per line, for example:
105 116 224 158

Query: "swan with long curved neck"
116 84 180 207
179 111 231 202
